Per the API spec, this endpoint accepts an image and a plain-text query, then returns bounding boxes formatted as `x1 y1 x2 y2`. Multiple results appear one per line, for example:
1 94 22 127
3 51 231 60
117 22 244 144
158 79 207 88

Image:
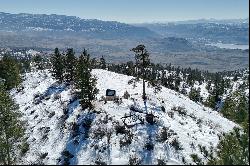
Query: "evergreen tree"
90 58 98 69
236 94 248 124
0 55 21 90
51 48 64 83
100 56 106 69
220 94 235 119
208 89 249 165
174 76 181 92
208 127 249 165
75 49 98 110
220 90 248 124
64 48 76 83
19 58 31 73
0 83 24 164
189 87 201 102
131 45 150 100
125 61 135 76
33 55 44 70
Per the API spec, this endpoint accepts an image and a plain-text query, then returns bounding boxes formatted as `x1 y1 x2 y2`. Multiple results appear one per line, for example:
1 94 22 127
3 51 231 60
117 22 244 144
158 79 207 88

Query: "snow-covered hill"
10 69 236 165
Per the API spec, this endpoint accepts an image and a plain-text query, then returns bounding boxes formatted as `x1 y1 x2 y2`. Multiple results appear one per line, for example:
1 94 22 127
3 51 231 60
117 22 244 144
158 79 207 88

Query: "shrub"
161 106 165 112
157 127 177 142
40 152 48 159
170 138 183 151
146 113 155 125
197 118 203 128
33 92 40 99
73 139 79 145
189 113 197 120
82 117 93 129
91 126 106 140
48 111 55 118
30 110 35 115
68 95 78 105
71 122 79 138
172 106 187 116
144 142 154 151
128 78 137 85
61 150 74 159
168 111 174 118
34 98 42 105
115 123 126 135
190 154 203 165
123 91 130 99
120 130 133 148
129 155 141 165
20 142 29 156
63 107 68 115
100 96 106 101
157 159 166 165
95 160 107 165
182 156 187 164
44 95 50 100
157 127 169 142
190 142 196 150
53 93 61 100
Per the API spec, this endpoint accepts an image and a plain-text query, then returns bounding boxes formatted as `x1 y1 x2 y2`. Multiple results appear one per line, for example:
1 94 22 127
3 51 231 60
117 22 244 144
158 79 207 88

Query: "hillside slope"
0 12 158 39
10 69 236 165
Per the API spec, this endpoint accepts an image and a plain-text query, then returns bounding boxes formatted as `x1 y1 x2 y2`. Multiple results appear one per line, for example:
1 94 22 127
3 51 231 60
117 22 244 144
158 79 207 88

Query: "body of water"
207 43 249 50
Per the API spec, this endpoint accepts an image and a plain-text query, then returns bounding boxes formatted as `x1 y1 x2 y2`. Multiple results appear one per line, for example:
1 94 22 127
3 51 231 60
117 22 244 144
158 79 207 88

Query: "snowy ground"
10 69 236 165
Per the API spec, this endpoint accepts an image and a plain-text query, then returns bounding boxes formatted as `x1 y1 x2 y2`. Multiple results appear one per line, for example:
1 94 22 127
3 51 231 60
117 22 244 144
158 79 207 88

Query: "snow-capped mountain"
0 12 158 39
10 69 236 165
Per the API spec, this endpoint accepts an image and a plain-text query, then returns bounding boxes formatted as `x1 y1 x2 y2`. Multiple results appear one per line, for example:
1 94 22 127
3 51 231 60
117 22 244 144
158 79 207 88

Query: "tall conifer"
75 49 98 109
51 48 64 83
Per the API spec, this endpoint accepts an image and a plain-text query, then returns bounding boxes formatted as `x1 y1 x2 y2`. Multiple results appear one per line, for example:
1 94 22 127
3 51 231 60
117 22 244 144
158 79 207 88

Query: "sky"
0 0 249 23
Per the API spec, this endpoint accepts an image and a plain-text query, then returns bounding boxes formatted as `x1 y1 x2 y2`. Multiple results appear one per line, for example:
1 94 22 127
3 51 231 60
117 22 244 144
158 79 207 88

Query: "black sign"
106 89 116 96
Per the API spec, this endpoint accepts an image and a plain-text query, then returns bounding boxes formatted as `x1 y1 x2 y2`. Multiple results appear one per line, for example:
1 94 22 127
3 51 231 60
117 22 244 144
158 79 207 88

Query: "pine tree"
220 94 235 119
207 127 249 165
221 90 248 124
236 94 248 124
131 45 150 101
125 61 135 76
0 83 24 164
189 87 201 102
33 55 44 70
75 49 98 110
90 58 98 68
100 56 106 69
19 58 31 73
208 89 249 165
64 48 76 83
51 48 64 83
0 55 21 90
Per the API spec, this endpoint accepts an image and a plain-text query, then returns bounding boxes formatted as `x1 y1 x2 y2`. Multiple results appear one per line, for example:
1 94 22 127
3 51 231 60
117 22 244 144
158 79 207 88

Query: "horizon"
0 0 248 23
0 11 249 24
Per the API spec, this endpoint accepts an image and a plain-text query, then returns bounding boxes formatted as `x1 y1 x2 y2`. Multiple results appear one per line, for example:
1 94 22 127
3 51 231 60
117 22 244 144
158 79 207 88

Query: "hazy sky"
0 0 249 23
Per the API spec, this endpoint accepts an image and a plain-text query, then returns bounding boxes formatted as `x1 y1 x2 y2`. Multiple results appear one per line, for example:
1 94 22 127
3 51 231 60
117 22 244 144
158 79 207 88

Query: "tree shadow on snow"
58 111 96 165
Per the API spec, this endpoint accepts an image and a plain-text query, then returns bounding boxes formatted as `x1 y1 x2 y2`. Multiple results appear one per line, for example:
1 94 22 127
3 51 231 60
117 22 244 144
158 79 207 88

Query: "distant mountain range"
0 12 249 71
134 20 249 45
0 12 158 39
141 18 249 25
